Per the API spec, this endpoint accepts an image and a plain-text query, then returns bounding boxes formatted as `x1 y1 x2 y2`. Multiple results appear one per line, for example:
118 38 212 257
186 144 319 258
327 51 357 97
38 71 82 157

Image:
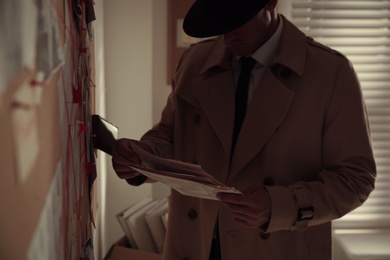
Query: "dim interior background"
0 0 388 259
96 0 390 259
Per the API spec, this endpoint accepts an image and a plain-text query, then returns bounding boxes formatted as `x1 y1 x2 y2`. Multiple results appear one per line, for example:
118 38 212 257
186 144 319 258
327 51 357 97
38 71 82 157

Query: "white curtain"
291 0 390 229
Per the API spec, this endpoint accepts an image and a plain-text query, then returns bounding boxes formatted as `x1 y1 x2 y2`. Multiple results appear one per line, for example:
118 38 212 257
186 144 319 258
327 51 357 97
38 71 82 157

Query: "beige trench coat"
138 16 376 260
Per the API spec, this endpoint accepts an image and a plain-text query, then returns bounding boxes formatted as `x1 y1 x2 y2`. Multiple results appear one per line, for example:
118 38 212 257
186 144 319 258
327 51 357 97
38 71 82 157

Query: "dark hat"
183 0 271 38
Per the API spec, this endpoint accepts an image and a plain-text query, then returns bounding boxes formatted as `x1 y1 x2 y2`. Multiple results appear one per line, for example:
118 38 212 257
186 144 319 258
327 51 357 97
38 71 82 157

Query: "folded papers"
117 197 169 254
129 142 242 200
118 144 242 253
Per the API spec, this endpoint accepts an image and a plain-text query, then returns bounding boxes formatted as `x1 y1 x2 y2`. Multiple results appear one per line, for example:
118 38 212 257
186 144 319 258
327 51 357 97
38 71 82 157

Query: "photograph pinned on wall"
28 160 63 260
20 0 39 71
0 0 40 110
0 0 39 89
10 73 40 184
0 1 23 93
36 0 64 83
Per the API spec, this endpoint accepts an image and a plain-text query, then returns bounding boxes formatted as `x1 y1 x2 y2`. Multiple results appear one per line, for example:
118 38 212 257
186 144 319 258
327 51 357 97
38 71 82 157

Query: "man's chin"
226 44 252 56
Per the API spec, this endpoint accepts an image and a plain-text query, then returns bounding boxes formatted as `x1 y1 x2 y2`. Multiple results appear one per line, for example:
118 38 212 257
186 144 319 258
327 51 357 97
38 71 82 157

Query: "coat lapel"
192 38 236 160
229 69 294 176
191 17 306 177
228 16 307 178
195 68 236 160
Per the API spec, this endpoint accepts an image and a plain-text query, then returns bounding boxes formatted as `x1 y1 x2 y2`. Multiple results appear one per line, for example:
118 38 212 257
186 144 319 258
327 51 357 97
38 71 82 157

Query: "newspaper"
128 143 242 200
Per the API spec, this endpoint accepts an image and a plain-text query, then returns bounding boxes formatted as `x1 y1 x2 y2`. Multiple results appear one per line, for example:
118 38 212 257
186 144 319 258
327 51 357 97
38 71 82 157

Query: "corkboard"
0 0 97 259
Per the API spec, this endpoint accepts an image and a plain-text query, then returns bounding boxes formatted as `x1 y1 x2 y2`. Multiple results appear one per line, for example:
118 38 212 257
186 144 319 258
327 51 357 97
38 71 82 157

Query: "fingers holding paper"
217 185 271 229
112 138 143 179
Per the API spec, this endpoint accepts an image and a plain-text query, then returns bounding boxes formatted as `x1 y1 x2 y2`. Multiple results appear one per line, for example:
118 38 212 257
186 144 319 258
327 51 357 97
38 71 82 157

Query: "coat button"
259 230 270 240
193 114 200 124
188 209 197 220
263 177 274 186
280 67 291 79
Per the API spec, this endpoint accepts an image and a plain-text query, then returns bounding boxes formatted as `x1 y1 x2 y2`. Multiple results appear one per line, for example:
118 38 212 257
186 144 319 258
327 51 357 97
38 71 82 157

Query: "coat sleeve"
265 58 376 232
139 83 176 160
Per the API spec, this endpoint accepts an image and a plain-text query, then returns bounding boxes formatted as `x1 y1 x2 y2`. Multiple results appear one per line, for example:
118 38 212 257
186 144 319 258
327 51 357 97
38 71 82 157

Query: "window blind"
291 0 390 229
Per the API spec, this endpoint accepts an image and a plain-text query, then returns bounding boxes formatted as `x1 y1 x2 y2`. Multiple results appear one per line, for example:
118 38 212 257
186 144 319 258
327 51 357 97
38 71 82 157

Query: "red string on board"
79 123 88 133
30 79 46 88
10 101 32 110
48 0 96 258
72 84 83 104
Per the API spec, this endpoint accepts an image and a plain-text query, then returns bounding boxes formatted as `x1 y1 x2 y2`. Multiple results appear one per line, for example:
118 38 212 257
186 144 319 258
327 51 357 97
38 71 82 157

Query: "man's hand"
111 138 144 179
217 185 271 229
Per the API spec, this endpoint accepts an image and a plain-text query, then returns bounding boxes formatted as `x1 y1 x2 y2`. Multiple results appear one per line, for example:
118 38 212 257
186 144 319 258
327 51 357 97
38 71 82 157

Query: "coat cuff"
264 186 297 232
265 185 316 233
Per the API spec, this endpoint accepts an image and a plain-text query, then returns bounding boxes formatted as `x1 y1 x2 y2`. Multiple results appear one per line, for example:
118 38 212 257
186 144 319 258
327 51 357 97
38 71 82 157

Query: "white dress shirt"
233 16 284 106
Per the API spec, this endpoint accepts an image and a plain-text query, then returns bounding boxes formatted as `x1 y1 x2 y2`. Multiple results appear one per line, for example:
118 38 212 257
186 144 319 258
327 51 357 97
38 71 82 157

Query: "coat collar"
198 15 307 77
271 15 306 76
192 16 307 175
199 37 232 75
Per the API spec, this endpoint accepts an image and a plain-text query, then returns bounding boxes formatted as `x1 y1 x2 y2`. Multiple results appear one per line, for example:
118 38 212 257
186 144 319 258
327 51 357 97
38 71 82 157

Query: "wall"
0 1 97 259
101 0 170 256
151 0 172 200
91 0 106 258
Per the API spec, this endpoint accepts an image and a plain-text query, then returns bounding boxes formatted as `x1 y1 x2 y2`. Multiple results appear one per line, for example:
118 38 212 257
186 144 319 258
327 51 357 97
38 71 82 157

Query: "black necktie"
232 56 256 151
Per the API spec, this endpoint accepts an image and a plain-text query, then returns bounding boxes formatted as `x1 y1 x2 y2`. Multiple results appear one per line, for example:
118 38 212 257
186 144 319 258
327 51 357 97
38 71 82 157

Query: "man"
112 0 376 259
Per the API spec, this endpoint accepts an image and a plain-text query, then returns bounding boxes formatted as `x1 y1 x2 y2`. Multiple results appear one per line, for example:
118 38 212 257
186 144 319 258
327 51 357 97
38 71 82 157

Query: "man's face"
223 9 274 56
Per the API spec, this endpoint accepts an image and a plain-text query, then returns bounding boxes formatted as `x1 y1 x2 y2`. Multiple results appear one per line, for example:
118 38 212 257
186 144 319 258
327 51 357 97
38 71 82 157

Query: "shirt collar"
237 15 284 66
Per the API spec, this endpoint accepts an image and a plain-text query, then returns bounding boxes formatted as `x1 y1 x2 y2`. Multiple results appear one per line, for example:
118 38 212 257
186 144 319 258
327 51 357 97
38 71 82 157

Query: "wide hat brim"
183 0 270 38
